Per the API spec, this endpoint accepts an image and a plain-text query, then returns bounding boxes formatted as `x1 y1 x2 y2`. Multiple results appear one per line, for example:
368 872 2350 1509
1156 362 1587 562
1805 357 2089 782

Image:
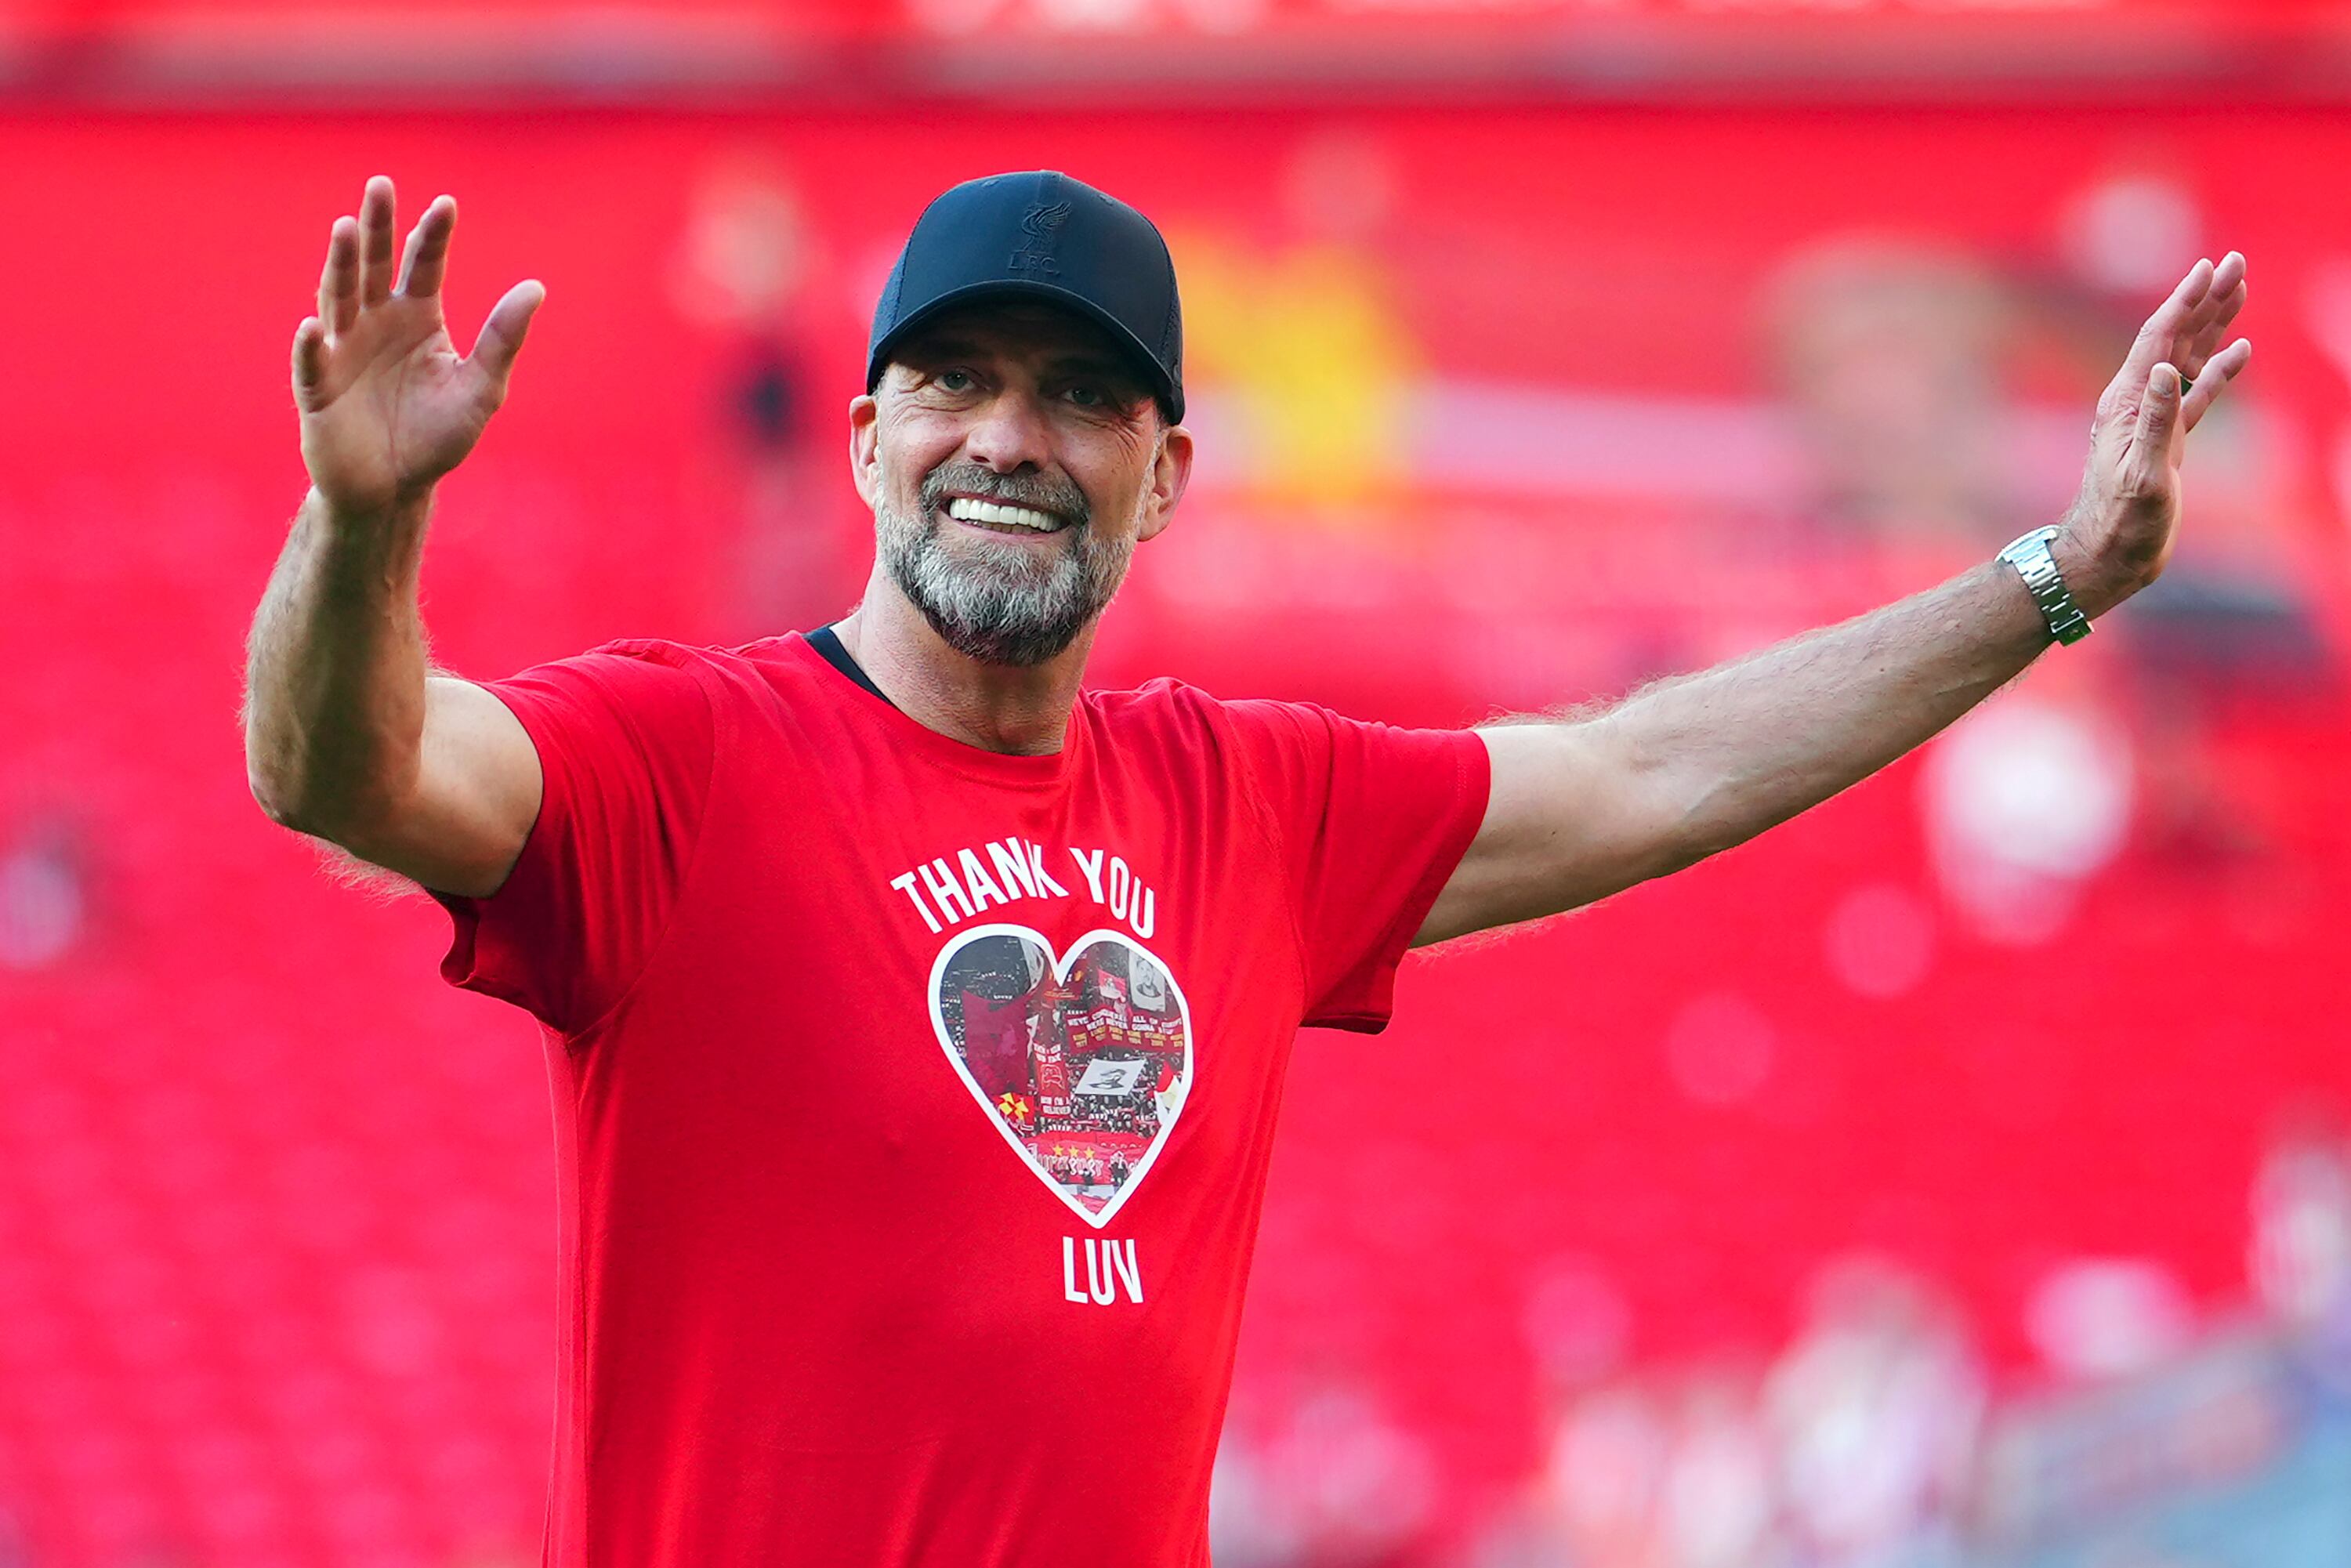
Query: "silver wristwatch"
1997 525 2092 646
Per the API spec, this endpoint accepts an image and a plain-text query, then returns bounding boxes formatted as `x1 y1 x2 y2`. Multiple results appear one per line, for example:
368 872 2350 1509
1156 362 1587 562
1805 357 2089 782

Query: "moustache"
920 462 1090 528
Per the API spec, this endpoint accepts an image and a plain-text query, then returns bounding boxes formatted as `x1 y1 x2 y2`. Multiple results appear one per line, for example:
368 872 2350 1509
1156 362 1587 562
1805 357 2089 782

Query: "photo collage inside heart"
932 926 1193 1227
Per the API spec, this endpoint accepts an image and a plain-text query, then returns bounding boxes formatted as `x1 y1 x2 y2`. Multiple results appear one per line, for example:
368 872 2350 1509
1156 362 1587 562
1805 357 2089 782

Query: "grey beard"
877 463 1134 668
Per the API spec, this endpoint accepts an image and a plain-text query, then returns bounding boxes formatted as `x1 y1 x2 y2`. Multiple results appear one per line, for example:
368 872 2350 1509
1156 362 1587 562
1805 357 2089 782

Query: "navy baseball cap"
867 171 1184 422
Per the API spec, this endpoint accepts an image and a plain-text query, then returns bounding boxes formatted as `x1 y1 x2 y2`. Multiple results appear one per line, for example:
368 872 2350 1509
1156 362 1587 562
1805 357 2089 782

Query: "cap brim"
867 278 1183 423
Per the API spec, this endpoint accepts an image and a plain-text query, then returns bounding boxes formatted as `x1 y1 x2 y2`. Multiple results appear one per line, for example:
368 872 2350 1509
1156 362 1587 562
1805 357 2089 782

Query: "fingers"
2179 283 2246 379
359 176 399 307
316 178 404 335
2129 360 2187 481
319 215 360 335
2208 248 2247 312
397 195 457 299
2121 257 2214 393
467 279 547 400
2183 338 2252 433
292 316 328 407
2175 252 2248 380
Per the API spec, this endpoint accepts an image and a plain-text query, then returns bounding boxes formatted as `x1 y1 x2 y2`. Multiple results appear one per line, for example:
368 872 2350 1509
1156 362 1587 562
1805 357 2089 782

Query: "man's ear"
1136 422 1194 545
848 394 882 510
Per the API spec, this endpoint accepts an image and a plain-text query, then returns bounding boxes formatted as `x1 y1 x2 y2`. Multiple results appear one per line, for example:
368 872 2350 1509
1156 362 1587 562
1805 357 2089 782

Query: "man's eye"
1066 385 1104 407
937 370 976 393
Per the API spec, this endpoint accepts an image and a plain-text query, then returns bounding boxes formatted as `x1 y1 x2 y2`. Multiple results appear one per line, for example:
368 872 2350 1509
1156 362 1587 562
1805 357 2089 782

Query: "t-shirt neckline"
784 631 1085 787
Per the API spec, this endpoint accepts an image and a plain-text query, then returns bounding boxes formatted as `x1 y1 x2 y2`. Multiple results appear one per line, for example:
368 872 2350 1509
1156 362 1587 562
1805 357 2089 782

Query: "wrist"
305 483 433 538
2048 524 2135 621
299 486 433 585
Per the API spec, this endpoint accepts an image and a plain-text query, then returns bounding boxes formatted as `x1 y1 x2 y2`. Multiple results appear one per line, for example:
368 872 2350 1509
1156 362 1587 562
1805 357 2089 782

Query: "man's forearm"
1426 256 2246 946
1597 548 2078 873
242 488 434 834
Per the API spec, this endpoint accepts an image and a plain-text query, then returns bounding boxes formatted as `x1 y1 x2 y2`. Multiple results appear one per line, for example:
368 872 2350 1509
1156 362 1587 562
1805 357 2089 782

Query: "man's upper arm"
422 644 717 1033
1414 720 1690 945
330 675 544 900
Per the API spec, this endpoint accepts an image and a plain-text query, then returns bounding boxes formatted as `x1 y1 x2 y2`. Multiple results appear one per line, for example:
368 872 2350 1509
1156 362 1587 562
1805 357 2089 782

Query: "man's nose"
961 386 1055 474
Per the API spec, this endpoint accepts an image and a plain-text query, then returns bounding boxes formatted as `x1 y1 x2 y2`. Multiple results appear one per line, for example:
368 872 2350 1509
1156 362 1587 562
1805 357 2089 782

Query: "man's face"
850 299 1192 667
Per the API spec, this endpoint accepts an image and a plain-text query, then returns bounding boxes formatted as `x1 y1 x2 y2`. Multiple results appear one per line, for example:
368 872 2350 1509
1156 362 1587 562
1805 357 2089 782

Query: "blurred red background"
2 9 2350 1566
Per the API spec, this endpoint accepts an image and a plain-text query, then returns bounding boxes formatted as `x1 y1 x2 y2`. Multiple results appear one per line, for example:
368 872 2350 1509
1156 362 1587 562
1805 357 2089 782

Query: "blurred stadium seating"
2 8 2350 1566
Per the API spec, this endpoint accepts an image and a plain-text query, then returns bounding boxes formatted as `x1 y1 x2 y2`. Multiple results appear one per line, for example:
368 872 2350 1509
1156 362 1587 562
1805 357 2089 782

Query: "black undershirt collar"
806 623 898 709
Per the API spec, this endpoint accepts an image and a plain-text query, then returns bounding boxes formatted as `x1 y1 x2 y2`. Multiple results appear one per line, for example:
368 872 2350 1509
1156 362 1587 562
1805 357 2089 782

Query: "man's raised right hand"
293 176 544 516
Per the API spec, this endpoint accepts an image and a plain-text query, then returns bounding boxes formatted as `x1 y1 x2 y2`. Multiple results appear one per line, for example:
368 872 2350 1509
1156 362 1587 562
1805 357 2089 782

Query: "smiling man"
863 295 1174 676
242 171 2249 1566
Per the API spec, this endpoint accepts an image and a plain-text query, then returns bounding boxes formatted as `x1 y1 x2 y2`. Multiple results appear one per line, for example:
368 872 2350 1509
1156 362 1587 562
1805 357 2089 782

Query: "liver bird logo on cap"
1011 201 1072 275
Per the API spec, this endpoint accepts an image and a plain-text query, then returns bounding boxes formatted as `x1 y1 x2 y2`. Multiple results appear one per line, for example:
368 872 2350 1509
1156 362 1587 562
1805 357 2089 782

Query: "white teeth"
946 497 1061 532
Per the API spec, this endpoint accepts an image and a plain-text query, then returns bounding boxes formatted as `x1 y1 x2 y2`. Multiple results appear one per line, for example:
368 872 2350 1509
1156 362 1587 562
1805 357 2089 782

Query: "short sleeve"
433 640 717 1038
1223 700 1491 1034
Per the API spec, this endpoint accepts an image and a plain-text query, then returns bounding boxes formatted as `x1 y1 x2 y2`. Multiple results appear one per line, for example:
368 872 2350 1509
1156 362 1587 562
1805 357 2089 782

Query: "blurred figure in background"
1766 1259 1982 1566
1769 242 2018 560
667 155 852 638
1176 131 1419 530
0 810 89 973
2253 1106 2351 1391
1212 1371 1438 1568
1488 1261 1977 1568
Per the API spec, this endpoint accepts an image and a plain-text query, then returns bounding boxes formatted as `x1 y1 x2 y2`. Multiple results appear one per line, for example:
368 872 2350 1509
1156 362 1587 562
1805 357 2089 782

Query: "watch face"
2001 526 2060 561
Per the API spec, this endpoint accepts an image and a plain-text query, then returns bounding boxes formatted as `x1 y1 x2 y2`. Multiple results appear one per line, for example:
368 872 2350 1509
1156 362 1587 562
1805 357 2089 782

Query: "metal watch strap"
1998 525 2092 646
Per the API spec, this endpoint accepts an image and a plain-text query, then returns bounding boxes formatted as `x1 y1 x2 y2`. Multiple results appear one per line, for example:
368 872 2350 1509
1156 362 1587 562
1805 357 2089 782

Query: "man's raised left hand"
2058 252 2252 618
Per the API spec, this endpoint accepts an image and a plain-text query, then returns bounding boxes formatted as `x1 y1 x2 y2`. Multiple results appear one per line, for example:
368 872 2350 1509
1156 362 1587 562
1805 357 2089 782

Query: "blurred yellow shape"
1174 230 1419 528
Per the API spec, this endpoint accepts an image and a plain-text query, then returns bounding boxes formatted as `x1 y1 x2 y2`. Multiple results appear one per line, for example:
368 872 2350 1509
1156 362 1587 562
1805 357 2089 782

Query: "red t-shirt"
435 632 1491 1567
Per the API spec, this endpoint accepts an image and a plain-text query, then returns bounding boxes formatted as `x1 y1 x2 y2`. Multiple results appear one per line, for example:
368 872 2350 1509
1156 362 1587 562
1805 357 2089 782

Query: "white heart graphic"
928 924 1194 1229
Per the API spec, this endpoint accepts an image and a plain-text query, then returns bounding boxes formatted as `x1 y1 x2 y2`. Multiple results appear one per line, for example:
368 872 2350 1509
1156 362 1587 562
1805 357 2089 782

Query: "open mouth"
944 496 1070 536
